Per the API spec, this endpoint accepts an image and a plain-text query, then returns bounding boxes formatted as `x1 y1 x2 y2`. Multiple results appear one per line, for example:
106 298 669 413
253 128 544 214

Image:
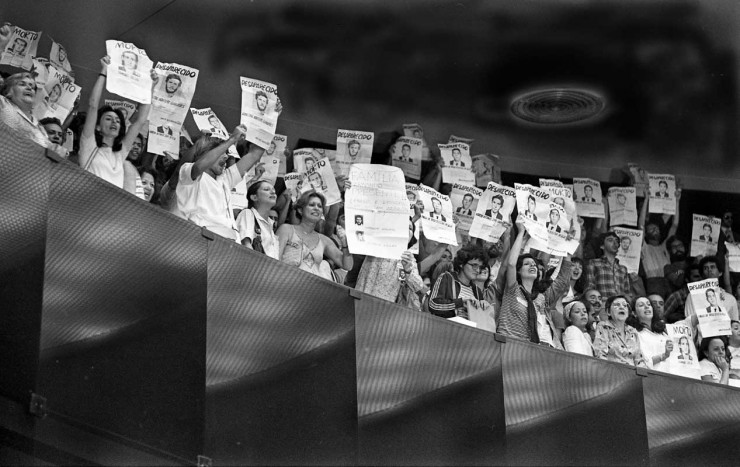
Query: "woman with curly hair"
429 244 490 320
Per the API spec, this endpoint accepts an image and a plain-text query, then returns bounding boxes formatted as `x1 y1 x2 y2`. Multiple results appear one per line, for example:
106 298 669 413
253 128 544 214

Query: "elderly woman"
593 295 647 367
0 72 58 148
235 180 279 259
429 244 490 320
276 192 352 279
79 56 156 194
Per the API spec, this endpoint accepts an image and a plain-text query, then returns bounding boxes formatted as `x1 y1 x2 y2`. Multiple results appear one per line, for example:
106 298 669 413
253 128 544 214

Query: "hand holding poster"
403 123 431 161
440 142 475 185
689 278 732 338
690 214 720 257
345 164 410 259
148 62 199 155
450 183 482 232
271 134 288 176
105 40 154 104
50 41 72 73
284 173 303 202
189 107 238 158
613 227 643 274
239 77 279 149
336 129 374 177
514 183 551 245
469 182 515 242
0 25 41 70
529 184 580 256
648 173 676 215
608 187 637 227
34 69 80 122
628 163 649 198
418 184 457 245
726 242 740 273
390 136 422 179
301 157 342 206
665 322 701 379
471 153 501 187
574 178 605 218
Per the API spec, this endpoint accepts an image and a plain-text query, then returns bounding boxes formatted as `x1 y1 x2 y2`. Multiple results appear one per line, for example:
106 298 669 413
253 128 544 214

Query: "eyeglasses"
466 262 485 272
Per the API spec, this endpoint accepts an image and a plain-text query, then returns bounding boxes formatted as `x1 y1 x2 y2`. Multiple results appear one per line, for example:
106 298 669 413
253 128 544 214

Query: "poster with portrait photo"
418 184 457 245
284 172 303 203
239 76 279 149
345 164 409 259
469 182 515 243
573 178 604 218
300 157 341 206
690 214 721 258
539 178 564 188
726 242 740 273
105 99 137 126
106 40 153 104
648 173 676 215
613 227 643 274
403 123 431 162
0 26 40 70
189 107 238 158
628 162 649 198
440 142 475 185
390 136 422 180
529 201 580 256
49 40 72 73
271 134 288 177
607 187 637 227
514 183 551 246
448 134 474 146
688 278 732 338
34 69 80 122
471 153 501 188
665 322 701 379
148 62 199 155
293 148 318 175
450 183 482 232
405 183 421 253
336 129 374 177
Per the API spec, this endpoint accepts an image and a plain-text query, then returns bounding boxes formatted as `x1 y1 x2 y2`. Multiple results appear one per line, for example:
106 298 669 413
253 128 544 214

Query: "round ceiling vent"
510 88 605 124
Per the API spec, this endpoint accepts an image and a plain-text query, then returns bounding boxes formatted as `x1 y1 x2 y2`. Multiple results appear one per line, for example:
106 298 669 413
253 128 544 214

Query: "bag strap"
251 208 262 236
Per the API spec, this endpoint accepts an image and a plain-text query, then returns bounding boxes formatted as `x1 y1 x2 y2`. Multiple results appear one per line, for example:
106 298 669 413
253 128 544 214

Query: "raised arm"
121 69 158 150
506 220 526 288
637 189 649 230
666 188 681 238
190 126 246 181
322 232 353 270
81 57 109 142
234 141 266 179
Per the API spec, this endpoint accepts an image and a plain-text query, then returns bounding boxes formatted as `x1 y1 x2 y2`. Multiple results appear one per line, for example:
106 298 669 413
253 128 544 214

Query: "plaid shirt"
586 256 631 302
664 288 689 323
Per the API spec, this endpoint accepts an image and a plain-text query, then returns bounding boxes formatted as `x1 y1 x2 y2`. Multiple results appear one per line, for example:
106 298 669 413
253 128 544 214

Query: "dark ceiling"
2 0 738 190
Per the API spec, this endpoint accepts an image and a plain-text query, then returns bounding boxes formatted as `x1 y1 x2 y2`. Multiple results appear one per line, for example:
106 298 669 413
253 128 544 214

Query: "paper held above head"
105 40 154 104
239 76 279 149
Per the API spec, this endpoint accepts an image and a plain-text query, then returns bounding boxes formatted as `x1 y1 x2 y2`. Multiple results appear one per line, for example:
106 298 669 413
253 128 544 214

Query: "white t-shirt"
235 207 278 259
699 359 722 382
176 163 241 241
79 132 130 189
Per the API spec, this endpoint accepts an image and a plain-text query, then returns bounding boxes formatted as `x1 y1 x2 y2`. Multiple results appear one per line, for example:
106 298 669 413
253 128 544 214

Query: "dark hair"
605 295 630 319
626 296 666 333
491 194 504 204
408 218 417 249
699 335 730 361
571 257 587 294
514 253 542 292
665 235 684 248
165 73 182 86
528 195 536 204
600 231 620 245
39 117 63 127
247 180 273 209
698 256 719 278
452 245 489 274
463 193 474 201
294 191 325 221
94 105 127 151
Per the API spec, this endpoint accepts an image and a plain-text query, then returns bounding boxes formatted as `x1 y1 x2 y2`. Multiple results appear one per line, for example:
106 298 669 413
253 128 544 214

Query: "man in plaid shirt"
585 231 632 303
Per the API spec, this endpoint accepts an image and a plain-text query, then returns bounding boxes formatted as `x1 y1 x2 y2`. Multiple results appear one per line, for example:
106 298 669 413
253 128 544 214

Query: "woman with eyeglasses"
429 244 490 320
498 219 572 347
593 295 647 367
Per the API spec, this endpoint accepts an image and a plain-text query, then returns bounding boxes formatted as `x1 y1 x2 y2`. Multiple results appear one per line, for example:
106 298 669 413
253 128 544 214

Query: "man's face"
731 321 740 339
355 216 362 226
122 52 137 70
266 141 276 155
348 142 360 157
707 289 717 306
462 195 472 209
669 239 686 261
584 186 593 197
659 182 667 194
491 198 502 213
130 137 143 159
722 212 733 228
554 197 565 208
703 226 712 238
165 77 181 94
585 290 603 312
256 94 268 111
209 154 228 176
401 145 410 157
549 210 560 225
702 261 720 279
452 149 461 161
413 129 422 138
309 173 321 188
12 38 27 55
617 194 626 205
603 234 620 254
528 199 535 212
621 238 631 251
689 267 702 283
646 223 660 241
208 116 219 127
43 123 64 145
48 84 62 104
305 159 315 171
648 294 665 318
432 199 442 214
407 192 416 203
58 45 67 62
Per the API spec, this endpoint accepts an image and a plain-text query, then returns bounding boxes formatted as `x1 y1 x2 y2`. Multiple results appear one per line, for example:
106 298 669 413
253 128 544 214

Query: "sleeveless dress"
281 225 331 280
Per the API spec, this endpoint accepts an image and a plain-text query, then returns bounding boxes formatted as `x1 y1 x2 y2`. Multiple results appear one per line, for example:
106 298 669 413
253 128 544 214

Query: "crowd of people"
2 21 739 386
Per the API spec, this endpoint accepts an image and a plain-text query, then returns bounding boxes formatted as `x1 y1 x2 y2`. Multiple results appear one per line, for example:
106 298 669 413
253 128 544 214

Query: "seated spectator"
235 180 279 259
728 320 740 379
429 244 490 320
583 288 607 323
276 192 352 279
39 117 65 146
626 296 673 371
593 295 646 367
648 293 665 320
562 300 594 356
138 166 157 203
177 126 264 241
79 56 155 194
699 336 731 385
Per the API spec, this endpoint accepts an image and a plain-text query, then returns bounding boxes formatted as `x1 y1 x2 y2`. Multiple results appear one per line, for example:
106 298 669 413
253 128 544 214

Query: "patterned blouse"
593 320 647 367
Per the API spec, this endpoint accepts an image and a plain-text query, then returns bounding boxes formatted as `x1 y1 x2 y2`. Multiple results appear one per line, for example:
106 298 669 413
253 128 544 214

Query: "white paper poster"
336 129 374 177
34 68 80 122
345 164 410 259
301 157 341 206
690 214 720 258
440 142 475 185
105 40 154 104
271 134 288 177
418 184 457 245
628 163 649 198
49 41 72 73
239 77 279 149
148 62 199 155
390 136 422 180
0 26 41 70
514 183 551 246
469 182 515 242
471 153 501 187
648 173 676 215
665 322 701 379
613 227 643 274
403 123 431 161
574 178 605 218
608 187 637 227
726 242 740 273
689 278 732 338
284 172 303 203
450 183 482 232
